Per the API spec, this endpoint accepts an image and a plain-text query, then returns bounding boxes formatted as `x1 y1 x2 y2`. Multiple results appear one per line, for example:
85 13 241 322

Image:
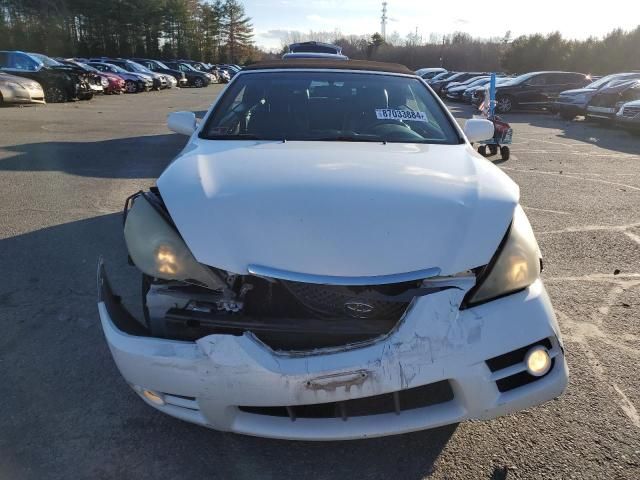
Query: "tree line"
0 0 257 63
271 27 640 75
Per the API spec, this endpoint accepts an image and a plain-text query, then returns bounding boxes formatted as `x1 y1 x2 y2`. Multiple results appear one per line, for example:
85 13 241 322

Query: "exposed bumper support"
98 261 568 440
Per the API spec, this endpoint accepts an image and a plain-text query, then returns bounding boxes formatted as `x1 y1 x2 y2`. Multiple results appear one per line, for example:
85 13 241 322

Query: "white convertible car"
98 59 567 440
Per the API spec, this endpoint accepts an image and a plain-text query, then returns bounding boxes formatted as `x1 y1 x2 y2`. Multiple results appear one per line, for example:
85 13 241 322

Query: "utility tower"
381 2 388 40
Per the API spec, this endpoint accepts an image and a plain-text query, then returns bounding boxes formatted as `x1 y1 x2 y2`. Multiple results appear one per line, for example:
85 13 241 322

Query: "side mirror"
167 111 197 136
464 119 494 143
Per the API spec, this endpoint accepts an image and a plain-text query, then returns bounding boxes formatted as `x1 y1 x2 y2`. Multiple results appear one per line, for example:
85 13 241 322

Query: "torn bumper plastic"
97 261 568 441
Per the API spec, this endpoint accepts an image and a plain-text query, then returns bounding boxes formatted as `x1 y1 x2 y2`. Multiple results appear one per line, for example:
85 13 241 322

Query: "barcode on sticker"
375 109 428 121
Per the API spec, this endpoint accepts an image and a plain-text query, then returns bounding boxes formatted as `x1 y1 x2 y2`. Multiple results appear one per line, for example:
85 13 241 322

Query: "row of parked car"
0 50 242 105
416 67 640 133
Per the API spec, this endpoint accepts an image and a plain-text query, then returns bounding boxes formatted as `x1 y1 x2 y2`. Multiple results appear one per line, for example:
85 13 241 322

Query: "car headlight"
124 192 225 290
462 206 541 308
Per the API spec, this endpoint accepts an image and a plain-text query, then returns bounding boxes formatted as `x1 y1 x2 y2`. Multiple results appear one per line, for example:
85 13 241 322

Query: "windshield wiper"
205 133 262 140
309 135 384 143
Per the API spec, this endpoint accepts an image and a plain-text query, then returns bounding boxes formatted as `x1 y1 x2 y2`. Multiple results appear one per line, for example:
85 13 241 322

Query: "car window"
557 73 584 84
9 52 40 71
201 71 460 145
526 75 547 86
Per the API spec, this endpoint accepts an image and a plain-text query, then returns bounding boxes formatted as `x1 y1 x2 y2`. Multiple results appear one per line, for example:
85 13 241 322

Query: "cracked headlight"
463 206 541 307
124 193 225 290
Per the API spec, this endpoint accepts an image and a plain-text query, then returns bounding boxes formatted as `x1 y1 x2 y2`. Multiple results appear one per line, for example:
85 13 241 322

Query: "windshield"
100 63 128 74
201 71 460 145
127 61 152 74
500 72 538 86
586 74 617 89
80 63 100 73
429 72 452 82
30 53 63 67
155 60 170 69
464 77 490 88
181 63 199 72
441 72 463 82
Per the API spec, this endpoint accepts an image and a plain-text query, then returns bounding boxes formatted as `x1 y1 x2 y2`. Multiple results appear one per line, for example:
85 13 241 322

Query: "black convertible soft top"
243 58 414 75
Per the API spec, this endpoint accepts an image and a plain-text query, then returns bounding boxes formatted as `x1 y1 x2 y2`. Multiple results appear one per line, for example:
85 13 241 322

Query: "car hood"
157 141 519 278
0 72 39 84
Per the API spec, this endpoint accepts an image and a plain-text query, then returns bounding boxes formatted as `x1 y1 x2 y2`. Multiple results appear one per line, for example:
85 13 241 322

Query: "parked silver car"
0 72 45 105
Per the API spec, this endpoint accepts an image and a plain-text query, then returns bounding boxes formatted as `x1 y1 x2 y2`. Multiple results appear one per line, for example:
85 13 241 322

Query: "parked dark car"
0 50 89 102
56 58 107 95
444 76 489 100
100 59 167 90
494 71 590 113
553 72 640 120
132 59 188 87
177 60 219 82
430 72 485 95
87 62 151 93
586 80 640 121
163 61 211 87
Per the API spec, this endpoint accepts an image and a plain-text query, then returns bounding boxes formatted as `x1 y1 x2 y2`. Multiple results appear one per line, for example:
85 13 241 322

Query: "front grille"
622 106 640 118
157 276 417 351
239 380 454 420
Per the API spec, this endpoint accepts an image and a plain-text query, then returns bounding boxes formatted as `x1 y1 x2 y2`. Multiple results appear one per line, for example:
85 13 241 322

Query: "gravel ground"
0 88 639 479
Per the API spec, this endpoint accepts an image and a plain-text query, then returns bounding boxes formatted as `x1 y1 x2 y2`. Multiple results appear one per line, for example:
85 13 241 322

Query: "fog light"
525 346 552 377
142 389 166 406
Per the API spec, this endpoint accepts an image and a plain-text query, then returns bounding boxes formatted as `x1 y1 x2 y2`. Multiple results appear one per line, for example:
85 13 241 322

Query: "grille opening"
485 338 553 373
155 276 419 351
495 359 556 392
238 380 454 420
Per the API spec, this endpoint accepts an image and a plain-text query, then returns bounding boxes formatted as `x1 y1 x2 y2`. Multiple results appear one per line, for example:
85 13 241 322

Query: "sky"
245 0 640 51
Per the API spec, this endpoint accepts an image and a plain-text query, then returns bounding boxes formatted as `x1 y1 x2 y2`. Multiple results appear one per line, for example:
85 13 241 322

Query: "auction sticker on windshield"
375 109 428 121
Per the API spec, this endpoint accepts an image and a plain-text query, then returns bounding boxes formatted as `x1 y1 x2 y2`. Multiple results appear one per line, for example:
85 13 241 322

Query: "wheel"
496 95 514 113
477 145 487 156
45 85 68 103
193 77 204 88
124 80 138 93
488 144 498 155
559 112 576 121
500 146 510 160
78 91 93 101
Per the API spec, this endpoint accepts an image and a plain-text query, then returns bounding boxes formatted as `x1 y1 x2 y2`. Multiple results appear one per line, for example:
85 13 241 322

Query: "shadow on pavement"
0 212 457 480
0 133 185 179
522 115 640 155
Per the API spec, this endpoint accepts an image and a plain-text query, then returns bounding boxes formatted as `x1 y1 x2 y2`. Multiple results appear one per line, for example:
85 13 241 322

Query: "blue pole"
489 72 496 117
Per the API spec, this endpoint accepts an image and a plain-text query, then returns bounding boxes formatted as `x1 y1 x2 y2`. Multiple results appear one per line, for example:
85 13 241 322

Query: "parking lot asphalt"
1 88 639 480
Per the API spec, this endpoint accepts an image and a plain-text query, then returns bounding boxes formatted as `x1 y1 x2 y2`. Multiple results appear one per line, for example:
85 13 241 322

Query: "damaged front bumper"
98 262 568 441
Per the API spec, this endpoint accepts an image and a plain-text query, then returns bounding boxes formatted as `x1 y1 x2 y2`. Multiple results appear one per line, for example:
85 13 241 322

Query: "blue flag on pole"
489 73 496 117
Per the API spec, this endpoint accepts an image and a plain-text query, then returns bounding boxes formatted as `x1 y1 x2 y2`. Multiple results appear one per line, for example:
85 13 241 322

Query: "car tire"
78 92 93 101
500 146 510 160
477 145 487 156
194 78 204 88
488 145 498 155
125 80 138 94
496 95 514 114
559 112 576 121
45 85 69 103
